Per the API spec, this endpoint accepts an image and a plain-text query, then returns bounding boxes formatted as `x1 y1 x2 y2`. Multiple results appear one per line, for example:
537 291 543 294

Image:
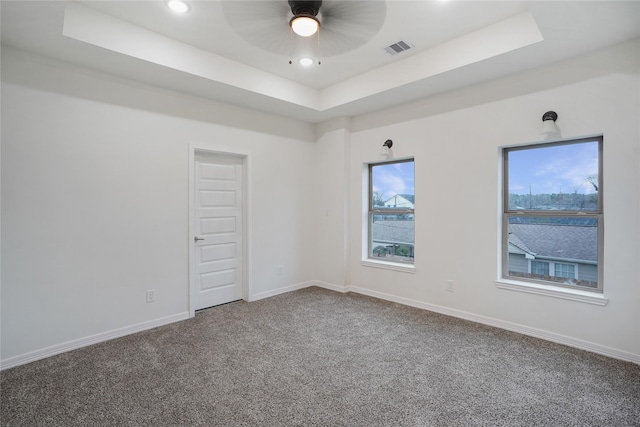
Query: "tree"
586 174 598 192
372 192 385 207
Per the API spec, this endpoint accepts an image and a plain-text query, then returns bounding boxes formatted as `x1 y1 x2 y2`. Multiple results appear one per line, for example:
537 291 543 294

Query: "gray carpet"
2 287 639 426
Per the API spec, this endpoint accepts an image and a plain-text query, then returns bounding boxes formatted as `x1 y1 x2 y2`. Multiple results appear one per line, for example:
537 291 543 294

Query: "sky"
372 161 415 200
508 141 599 195
370 140 597 201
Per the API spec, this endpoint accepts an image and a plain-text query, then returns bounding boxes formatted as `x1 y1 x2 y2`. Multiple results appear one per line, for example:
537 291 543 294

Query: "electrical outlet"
146 289 156 303
277 265 284 276
446 280 454 292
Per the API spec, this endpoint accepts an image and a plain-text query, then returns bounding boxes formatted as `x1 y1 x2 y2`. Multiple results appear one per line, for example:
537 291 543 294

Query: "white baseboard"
346 285 640 365
312 281 349 293
248 280 349 301
4 281 638 370
249 281 316 302
3 280 323 370
1 312 190 371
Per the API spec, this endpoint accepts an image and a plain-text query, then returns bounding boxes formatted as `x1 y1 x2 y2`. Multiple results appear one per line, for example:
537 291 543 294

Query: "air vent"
384 40 413 56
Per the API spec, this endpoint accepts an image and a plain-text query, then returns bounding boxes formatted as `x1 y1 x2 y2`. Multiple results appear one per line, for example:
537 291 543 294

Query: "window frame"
502 136 603 292
367 158 415 265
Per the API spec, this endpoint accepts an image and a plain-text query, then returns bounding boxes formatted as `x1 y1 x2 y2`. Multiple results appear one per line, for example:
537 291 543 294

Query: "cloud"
513 142 599 195
510 184 527 192
374 171 407 198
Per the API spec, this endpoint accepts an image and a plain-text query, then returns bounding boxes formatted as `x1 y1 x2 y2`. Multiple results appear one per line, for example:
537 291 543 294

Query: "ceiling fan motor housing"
289 0 322 17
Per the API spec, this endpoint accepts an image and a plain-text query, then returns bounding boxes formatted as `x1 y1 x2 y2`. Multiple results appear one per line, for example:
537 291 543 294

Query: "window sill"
495 279 608 306
361 259 415 274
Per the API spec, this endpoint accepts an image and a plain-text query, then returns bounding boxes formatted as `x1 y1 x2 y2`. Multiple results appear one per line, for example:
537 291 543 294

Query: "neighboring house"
371 220 415 259
507 223 598 287
383 194 414 209
372 194 415 259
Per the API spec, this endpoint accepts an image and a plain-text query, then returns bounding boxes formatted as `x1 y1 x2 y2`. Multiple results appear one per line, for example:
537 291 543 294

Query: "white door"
192 154 243 310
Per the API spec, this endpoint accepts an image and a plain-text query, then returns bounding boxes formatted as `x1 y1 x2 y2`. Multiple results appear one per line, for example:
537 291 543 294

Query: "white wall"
344 39 640 361
1 48 317 363
313 118 351 287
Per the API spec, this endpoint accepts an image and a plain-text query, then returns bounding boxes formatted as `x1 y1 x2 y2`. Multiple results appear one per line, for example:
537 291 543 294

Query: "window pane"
531 261 549 276
371 214 414 262
507 141 599 211
554 263 575 279
371 161 415 210
507 216 598 289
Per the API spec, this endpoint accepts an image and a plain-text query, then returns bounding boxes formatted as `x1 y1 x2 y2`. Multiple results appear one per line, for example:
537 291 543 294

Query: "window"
530 260 549 277
503 137 603 292
368 159 415 264
554 262 576 279
528 260 577 279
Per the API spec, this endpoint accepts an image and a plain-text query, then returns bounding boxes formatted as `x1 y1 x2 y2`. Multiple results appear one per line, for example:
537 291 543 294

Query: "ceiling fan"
289 0 323 37
221 0 387 59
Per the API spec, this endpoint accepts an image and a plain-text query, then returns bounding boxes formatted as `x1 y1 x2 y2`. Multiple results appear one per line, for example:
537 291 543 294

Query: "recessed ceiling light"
167 0 189 14
299 57 314 67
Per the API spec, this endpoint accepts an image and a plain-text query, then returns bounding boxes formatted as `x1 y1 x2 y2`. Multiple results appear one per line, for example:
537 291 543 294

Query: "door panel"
201 243 236 262
200 217 236 235
200 269 236 290
201 190 236 207
193 154 243 310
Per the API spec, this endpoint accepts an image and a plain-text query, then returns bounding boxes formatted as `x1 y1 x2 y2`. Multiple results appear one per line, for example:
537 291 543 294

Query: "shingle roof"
371 220 414 245
508 233 534 255
373 221 596 262
509 223 597 262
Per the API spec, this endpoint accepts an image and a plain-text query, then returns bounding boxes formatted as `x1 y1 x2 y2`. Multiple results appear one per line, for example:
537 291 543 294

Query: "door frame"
188 143 251 317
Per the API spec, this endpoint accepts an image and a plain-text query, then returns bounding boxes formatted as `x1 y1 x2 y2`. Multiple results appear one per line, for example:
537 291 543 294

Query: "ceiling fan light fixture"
166 0 189 14
290 16 320 37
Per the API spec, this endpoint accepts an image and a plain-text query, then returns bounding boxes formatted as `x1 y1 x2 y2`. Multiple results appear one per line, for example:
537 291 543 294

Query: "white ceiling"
2 1 639 123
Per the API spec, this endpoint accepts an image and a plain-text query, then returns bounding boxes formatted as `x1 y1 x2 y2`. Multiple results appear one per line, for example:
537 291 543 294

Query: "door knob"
194 237 204 242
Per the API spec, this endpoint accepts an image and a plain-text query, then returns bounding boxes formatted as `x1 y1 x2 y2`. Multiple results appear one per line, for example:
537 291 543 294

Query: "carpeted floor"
2 287 639 426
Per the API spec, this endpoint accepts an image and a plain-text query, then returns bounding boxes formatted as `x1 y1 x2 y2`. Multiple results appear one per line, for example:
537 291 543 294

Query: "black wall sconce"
381 139 393 158
541 111 560 138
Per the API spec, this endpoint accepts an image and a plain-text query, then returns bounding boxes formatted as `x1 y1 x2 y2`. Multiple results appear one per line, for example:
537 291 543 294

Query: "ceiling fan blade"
319 1 387 56
222 1 292 56
222 0 386 58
